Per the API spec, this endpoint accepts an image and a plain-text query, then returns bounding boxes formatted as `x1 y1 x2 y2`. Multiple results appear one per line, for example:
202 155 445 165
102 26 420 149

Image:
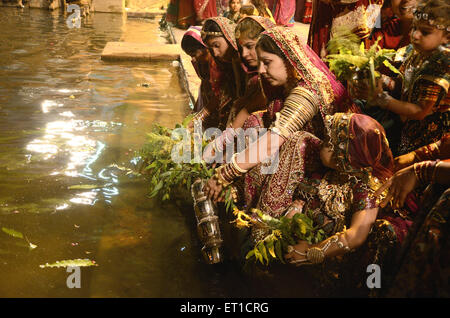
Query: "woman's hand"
203 177 224 203
394 152 417 172
284 241 310 266
348 77 383 105
375 165 418 209
202 142 216 163
284 200 306 219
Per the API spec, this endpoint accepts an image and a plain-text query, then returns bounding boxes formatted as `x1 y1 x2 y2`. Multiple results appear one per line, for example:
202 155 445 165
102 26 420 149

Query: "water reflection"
0 7 256 298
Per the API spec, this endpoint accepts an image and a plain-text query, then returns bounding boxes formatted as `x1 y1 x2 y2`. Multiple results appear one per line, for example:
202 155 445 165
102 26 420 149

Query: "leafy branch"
138 115 237 212
326 28 401 88
237 209 326 266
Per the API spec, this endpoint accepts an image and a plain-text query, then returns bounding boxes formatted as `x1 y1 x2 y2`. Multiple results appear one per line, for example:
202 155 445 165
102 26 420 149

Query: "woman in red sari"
281 113 418 295
191 17 247 129
194 0 219 23
181 26 213 112
369 0 417 49
167 0 197 28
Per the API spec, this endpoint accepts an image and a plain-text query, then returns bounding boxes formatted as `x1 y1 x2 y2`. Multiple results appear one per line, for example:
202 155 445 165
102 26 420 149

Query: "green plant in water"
1 227 37 250
240 209 326 266
326 27 401 89
138 115 237 212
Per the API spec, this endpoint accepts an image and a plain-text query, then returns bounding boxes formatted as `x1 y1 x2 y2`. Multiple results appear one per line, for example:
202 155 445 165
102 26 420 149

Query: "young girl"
192 17 247 129
360 0 449 156
181 26 213 112
250 0 276 23
224 0 242 23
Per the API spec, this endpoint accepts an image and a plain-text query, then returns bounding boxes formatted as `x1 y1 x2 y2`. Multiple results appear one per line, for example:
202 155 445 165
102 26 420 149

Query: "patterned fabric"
324 113 393 181
244 130 323 216
238 15 276 31
241 28 356 215
397 46 450 155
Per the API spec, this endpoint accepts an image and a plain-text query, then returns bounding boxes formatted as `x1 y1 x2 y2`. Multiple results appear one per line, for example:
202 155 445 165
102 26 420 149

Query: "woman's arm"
375 160 450 209
394 134 450 171
204 86 319 201
284 207 379 265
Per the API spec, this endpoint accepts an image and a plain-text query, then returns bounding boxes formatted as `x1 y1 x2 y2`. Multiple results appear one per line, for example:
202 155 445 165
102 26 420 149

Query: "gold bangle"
432 160 442 183
231 153 248 174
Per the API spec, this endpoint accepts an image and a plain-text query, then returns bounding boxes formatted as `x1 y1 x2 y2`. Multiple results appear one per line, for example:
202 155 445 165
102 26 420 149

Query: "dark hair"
181 36 205 56
255 34 285 59
240 4 255 15
202 19 223 42
415 0 450 31
256 34 299 94
251 0 270 18
235 18 264 40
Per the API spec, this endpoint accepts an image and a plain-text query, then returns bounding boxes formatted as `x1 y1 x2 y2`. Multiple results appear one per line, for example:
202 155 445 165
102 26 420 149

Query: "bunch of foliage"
138 115 237 211
234 208 326 266
326 28 401 88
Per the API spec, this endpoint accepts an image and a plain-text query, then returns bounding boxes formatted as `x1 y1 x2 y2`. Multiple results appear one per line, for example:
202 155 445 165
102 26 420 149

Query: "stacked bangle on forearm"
413 142 441 162
413 160 440 184
214 126 237 153
214 154 248 187
193 108 210 122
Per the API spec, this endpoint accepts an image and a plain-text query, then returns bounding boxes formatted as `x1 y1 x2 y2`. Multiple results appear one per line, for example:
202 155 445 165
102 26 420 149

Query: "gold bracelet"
231 153 248 174
432 160 442 183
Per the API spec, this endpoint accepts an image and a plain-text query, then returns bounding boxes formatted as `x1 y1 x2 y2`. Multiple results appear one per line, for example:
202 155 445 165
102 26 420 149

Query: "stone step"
126 9 165 19
101 42 179 62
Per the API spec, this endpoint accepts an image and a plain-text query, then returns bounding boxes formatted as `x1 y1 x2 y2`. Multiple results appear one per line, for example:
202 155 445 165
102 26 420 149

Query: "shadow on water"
0 7 325 298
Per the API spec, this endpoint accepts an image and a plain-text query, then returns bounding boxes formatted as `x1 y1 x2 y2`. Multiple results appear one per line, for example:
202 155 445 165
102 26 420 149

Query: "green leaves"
2 227 24 239
326 30 400 83
243 208 324 266
2 227 37 250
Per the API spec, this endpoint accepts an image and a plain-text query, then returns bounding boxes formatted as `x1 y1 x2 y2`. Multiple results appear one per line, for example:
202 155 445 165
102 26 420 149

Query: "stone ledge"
101 42 180 61
126 9 165 19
